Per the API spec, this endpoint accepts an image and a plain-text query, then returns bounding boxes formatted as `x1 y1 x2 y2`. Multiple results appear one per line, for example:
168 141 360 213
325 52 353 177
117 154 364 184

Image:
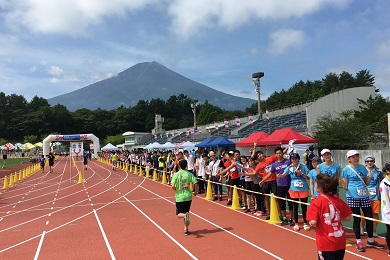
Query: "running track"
0 157 387 259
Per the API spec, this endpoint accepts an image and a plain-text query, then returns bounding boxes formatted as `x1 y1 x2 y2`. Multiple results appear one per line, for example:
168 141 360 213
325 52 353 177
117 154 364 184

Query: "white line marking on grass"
139 186 282 260
124 197 198 260
33 231 46 260
93 209 116 260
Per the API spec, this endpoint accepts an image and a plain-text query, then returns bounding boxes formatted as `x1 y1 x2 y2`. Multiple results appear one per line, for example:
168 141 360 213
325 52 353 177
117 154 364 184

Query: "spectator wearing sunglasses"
360 155 384 238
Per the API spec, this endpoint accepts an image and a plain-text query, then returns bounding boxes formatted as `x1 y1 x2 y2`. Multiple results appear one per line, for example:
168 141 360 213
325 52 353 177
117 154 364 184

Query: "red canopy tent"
236 132 269 147
257 128 317 146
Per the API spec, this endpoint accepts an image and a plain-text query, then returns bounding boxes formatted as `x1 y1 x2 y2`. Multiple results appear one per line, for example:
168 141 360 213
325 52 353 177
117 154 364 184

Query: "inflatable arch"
43 134 100 158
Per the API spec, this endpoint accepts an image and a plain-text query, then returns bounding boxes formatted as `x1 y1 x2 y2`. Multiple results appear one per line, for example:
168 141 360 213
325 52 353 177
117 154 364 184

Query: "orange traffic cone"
266 193 281 224
205 179 213 200
229 185 241 210
2 176 8 189
161 171 167 184
78 171 83 184
152 169 158 181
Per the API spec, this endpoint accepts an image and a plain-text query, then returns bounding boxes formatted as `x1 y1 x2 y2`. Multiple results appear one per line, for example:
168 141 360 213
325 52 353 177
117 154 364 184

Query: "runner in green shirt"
171 159 198 235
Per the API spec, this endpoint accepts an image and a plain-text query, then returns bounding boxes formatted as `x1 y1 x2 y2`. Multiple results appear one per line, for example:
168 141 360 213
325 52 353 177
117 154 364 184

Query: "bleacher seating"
237 111 307 138
142 111 308 147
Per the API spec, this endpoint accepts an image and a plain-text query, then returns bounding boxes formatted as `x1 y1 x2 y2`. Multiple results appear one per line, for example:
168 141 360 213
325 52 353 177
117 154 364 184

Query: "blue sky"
1 0 390 104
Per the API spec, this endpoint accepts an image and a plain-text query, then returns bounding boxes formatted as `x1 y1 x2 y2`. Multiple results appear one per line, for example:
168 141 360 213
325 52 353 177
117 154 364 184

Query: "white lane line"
0 217 3 222
140 186 283 260
124 197 197 260
0 174 142 253
33 231 46 260
93 209 116 260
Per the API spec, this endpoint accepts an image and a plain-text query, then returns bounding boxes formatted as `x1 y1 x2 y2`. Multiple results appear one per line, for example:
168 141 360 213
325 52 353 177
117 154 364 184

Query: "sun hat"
346 150 359 158
320 149 331 156
364 155 375 162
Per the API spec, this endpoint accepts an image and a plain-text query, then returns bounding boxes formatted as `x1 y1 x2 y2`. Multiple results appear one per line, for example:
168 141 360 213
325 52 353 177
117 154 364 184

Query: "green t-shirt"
171 169 197 202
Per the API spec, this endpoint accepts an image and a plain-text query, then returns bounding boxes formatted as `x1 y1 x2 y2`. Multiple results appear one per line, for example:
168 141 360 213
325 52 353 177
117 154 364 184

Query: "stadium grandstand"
121 86 376 149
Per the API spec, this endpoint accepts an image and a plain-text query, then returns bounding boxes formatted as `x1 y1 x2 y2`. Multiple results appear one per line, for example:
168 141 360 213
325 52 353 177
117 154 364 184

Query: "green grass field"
1 158 28 169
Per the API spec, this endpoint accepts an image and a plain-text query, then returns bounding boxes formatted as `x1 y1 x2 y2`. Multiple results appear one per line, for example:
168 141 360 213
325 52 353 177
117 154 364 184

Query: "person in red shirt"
307 174 352 260
219 151 240 205
253 143 288 219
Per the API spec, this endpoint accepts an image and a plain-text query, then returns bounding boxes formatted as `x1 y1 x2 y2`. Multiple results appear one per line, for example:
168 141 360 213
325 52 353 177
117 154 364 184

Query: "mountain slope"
47 61 256 111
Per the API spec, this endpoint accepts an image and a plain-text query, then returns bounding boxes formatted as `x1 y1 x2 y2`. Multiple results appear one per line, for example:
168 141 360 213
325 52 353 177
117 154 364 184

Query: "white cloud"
2 0 158 36
375 40 390 58
29 66 36 72
167 0 350 38
375 64 390 98
268 29 307 55
50 77 61 83
48 66 64 76
2 0 350 38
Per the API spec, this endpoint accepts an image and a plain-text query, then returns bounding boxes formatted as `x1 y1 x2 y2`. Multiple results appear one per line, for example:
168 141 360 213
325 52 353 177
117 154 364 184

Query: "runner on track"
171 159 198 236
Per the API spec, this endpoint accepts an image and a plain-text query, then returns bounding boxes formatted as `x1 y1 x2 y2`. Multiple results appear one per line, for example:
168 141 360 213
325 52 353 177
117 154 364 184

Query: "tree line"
0 69 388 149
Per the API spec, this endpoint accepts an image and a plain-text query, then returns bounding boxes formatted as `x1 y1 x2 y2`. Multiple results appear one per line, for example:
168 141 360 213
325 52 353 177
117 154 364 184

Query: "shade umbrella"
5 143 15 150
14 143 25 150
23 142 35 150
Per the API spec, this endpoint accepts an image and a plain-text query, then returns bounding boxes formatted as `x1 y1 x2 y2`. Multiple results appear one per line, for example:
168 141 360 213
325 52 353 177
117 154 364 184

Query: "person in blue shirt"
279 153 310 232
308 156 322 199
340 150 384 252
360 155 384 238
317 149 341 179
39 155 46 173
312 149 341 199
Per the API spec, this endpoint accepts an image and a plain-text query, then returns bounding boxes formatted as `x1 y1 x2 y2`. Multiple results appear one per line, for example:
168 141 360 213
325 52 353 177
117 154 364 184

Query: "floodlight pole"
191 99 198 129
252 72 264 119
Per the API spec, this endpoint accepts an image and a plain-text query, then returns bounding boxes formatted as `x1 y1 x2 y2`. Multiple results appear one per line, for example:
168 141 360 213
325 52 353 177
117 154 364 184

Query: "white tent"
179 141 196 150
101 143 118 151
149 142 162 149
161 142 175 149
143 143 152 149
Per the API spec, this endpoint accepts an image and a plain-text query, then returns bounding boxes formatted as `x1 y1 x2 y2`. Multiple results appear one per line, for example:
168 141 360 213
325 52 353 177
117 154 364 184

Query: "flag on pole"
224 119 229 129
235 116 240 128
248 113 254 125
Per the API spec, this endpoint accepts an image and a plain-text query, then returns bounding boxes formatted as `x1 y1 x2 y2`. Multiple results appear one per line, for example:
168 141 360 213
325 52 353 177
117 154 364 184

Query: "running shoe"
281 218 289 226
227 200 232 206
366 241 384 249
184 212 190 227
289 219 294 226
218 196 223 201
266 215 270 220
293 224 300 231
356 242 365 252
184 230 190 236
303 223 311 231
245 209 251 213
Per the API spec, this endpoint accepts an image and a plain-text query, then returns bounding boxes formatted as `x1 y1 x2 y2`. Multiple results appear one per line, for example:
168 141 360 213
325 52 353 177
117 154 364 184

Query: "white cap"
321 148 331 156
346 150 359 158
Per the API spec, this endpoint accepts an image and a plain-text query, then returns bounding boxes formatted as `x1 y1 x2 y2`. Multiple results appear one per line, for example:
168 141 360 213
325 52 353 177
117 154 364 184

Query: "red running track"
0 157 387 259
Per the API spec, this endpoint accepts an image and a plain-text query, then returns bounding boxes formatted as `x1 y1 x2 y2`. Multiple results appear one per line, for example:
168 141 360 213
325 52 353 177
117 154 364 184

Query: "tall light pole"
190 99 198 129
252 72 264 119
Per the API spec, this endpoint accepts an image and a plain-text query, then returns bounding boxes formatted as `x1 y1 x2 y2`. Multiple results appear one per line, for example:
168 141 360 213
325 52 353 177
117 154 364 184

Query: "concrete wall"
306 87 376 134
